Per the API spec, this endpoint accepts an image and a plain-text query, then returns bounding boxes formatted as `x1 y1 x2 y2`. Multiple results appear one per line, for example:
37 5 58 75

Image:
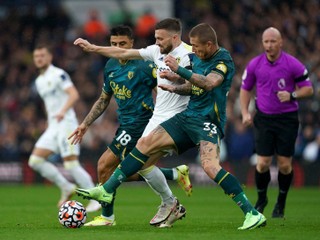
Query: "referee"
240 27 313 218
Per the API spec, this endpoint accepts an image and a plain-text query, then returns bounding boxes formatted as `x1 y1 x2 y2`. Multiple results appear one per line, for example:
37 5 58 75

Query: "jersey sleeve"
180 52 192 69
291 58 312 88
241 59 257 91
103 60 113 94
140 61 157 88
138 45 158 62
59 71 74 90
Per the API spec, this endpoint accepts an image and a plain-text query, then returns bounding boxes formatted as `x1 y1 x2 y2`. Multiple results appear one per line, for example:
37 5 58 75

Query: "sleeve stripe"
294 73 309 83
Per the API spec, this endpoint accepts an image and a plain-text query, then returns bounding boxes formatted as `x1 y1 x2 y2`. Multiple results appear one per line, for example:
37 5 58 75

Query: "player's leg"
58 126 100 212
272 112 298 218
272 155 293 218
84 148 119 226
198 141 266 230
76 125 176 205
252 111 275 214
28 128 76 207
138 152 178 226
160 165 192 196
255 155 272 213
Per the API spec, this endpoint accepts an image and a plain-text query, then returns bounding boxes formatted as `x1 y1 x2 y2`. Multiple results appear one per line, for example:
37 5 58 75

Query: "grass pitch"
1 184 319 240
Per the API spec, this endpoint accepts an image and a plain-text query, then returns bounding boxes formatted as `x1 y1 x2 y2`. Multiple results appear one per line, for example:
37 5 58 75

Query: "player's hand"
158 84 176 93
68 124 88 145
164 55 179 72
277 91 290 102
74 38 96 52
242 113 252 127
55 113 65 122
159 70 183 83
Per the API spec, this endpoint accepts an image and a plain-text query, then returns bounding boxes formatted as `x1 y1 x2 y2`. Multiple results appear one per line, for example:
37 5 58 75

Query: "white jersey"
35 64 77 125
34 64 79 156
139 42 192 136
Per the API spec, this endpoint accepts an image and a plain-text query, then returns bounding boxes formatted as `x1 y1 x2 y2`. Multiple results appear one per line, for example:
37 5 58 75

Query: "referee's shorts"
253 109 299 157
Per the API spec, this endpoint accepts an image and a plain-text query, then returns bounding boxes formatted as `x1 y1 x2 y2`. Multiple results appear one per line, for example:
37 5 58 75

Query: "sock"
255 169 271 202
277 170 293 208
102 147 149 193
102 190 117 217
64 160 94 188
28 155 72 189
140 166 174 203
214 168 257 215
159 167 177 180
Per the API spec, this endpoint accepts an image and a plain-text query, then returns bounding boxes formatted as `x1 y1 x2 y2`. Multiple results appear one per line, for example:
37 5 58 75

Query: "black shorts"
253 110 299 157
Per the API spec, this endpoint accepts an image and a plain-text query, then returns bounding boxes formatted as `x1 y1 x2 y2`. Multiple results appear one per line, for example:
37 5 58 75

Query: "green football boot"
75 186 113 207
238 211 267 230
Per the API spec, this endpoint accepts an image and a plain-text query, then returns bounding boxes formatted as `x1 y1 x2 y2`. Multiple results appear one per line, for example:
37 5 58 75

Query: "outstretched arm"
164 55 223 91
158 82 192 95
74 38 142 60
68 91 112 144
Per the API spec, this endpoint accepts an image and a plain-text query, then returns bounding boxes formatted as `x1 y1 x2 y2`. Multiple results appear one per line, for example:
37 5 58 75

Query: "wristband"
290 91 297 101
177 66 192 80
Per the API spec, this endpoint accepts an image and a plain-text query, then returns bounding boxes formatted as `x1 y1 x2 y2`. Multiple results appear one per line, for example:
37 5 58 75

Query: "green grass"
1 184 319 240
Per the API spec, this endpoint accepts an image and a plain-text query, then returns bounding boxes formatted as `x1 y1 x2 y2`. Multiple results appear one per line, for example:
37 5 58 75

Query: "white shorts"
142 113 177 156
35 119 80 157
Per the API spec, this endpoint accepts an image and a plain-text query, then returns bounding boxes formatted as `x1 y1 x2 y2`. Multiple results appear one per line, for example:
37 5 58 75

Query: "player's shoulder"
247 53 265 68
281 51 303 65
140 44 159 54
49 64 65 74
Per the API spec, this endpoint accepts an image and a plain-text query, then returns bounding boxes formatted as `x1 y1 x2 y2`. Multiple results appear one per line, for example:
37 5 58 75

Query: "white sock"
139 166 174 204
64 160 95 188
101 214 115 221
172 168 178 180
28 155 71 190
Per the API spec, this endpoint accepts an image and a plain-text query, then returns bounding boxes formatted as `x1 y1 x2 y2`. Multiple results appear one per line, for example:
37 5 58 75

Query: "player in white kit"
73 18 192 227
28 44 100 212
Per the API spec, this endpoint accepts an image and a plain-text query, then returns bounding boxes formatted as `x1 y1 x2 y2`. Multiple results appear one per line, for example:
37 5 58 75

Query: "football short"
160 112 222 154
109 123 147 161
253 110 299 157
141 111 179 137
35 119 80 157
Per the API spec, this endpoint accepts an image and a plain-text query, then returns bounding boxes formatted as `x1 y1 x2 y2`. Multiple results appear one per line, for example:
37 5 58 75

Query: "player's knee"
257 157 272 171
28 155 45 170
278 161 292 174
139 165 154 177
136 136 153 153
63 160 80 170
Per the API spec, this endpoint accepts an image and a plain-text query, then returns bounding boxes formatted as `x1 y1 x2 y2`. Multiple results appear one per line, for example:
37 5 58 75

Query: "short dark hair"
110 25 134 39
34 43 53 54
155 18 182 34
189 23 217 45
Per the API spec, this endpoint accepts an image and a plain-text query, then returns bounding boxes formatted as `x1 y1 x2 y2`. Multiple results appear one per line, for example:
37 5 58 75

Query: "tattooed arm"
158 81 192 95
68 91 112 144
187 71 223 91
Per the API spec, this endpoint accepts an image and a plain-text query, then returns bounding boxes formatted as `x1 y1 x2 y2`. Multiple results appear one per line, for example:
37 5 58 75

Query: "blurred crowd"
0 0 319 166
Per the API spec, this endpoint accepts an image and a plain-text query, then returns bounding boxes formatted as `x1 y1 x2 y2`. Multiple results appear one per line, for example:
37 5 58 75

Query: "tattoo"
200 141 221 178
174 84 192 95
188 72 222 90
152 125 166 135
83 94 110 126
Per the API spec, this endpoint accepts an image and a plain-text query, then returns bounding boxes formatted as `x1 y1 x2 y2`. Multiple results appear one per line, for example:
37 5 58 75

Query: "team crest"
176 57 181 64
115 143 121 150
128 71 134 79
278 78 286 89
